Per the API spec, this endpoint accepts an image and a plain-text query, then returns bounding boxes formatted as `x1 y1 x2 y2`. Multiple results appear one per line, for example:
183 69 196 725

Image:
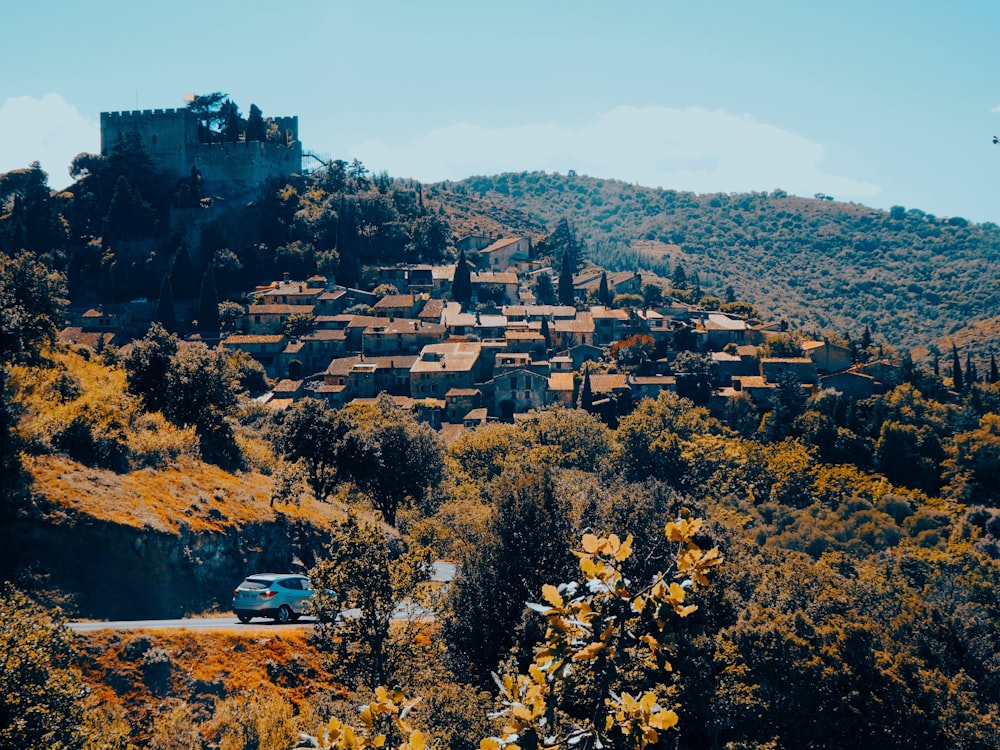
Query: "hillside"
427 172 1000 352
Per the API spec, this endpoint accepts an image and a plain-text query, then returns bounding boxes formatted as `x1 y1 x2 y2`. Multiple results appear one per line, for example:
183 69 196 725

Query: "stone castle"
99 107 302 200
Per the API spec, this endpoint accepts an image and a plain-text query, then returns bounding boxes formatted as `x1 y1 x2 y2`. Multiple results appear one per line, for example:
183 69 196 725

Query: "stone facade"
100 107 301 200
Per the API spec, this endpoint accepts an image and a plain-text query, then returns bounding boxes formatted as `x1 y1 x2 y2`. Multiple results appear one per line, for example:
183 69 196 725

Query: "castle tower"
99 107 302 201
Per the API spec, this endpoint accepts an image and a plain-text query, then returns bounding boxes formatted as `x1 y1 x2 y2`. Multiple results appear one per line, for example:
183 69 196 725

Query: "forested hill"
428 171 1000 352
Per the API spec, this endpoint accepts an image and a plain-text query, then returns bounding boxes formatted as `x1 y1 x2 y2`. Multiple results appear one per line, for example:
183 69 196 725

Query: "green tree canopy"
0 252 67 364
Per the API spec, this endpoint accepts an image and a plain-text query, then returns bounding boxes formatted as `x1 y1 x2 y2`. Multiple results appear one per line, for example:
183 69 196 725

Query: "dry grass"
28 454 345 534
74 628 344 743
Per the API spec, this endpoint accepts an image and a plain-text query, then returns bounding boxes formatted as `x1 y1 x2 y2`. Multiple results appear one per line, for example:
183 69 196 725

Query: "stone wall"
100 108 302 201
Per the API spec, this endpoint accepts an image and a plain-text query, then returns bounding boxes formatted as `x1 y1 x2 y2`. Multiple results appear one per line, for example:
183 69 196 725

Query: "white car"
232 573 313 624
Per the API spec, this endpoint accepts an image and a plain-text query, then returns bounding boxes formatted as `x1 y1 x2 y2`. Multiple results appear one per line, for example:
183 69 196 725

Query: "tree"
991 352 999 385
198 267 219 337
0 585 88 750
339 394 445 525
598 271 611 305
124 322 178 413
643 282 664 308
282 311 316 337
0 252 67 364
672 263 688 290
558 248 576 306
319 519 721 750
170 240 196 299
186 92 228 139
443 466 576 686
162 344 241 466
219 99 243 143
610 333 656 372
534 272 556 305
952 342 964 392
103 175 155 242
275 398 347 500
578 364 594 411
310 513 433 690
156 273 176 332
245 103 266 142
451 248 472 308
760 371 809 443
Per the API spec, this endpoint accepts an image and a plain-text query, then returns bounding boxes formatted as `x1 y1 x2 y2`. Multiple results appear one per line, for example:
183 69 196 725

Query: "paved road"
68 561 456 633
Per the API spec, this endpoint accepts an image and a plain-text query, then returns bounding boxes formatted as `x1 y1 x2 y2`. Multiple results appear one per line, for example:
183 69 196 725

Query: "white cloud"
351 105 881 201
0 94 99 187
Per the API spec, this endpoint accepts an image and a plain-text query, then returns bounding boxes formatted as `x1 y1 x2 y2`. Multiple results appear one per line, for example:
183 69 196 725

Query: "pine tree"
451 248 472 308
157 273 176 332
990 352 999 384
951 342 963 391
199 267 220 337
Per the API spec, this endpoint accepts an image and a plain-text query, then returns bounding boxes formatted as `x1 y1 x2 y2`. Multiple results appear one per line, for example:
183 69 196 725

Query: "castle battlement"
101 108 189 119
98 103 302 201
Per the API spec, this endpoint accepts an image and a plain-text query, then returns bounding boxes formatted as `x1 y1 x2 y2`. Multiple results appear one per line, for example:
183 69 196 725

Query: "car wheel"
237 614 252 624
275 605 292 624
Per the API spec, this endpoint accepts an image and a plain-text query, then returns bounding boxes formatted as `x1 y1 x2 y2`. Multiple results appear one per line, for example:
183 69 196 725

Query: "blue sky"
2 0 999 223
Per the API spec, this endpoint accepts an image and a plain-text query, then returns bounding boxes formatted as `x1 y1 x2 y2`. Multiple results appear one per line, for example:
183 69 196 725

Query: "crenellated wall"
99 107 302 200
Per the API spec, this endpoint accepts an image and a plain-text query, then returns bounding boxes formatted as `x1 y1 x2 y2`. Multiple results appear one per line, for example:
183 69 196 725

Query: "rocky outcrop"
3 508 330 619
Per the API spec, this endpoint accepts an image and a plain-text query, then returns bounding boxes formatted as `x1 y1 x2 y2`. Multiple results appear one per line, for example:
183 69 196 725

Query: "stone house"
493 368 551 418
471 271 520 305
551 313 594 349
247 303 315 334
362 318 446 356
372 293 426 319
820 370 883 399
697 312 751 350
410 342 486 399
220 334 288 377
760 357 819 386
478 237 531 270
323 354 417 401
802 339 853 374
591 306 633 346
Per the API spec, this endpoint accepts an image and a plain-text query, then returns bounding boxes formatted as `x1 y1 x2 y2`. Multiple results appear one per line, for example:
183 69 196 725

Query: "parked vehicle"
232 573 313 624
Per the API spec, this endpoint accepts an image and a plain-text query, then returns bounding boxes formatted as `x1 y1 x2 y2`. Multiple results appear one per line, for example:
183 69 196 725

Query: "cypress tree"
199 267 220 337
540 317 552 350
990 352 998 384
451 248 472 308
966 352 978 385
579 364 594 411
558 250 576 306
598 271 611 306
157 274 176 333
171 240 196 299
951 343 963 391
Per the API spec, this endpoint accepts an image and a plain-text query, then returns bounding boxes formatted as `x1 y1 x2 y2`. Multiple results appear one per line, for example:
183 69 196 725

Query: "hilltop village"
60 242 895 437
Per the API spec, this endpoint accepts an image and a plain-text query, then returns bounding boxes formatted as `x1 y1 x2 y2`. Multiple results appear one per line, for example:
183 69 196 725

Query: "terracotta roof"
472 271 518 284
549 372 575 392
59 327 115 348
221 334 287 345
411 342 483 374
589 374 629 393
482 237 525 252
325 354 419 377
248 304 316 315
